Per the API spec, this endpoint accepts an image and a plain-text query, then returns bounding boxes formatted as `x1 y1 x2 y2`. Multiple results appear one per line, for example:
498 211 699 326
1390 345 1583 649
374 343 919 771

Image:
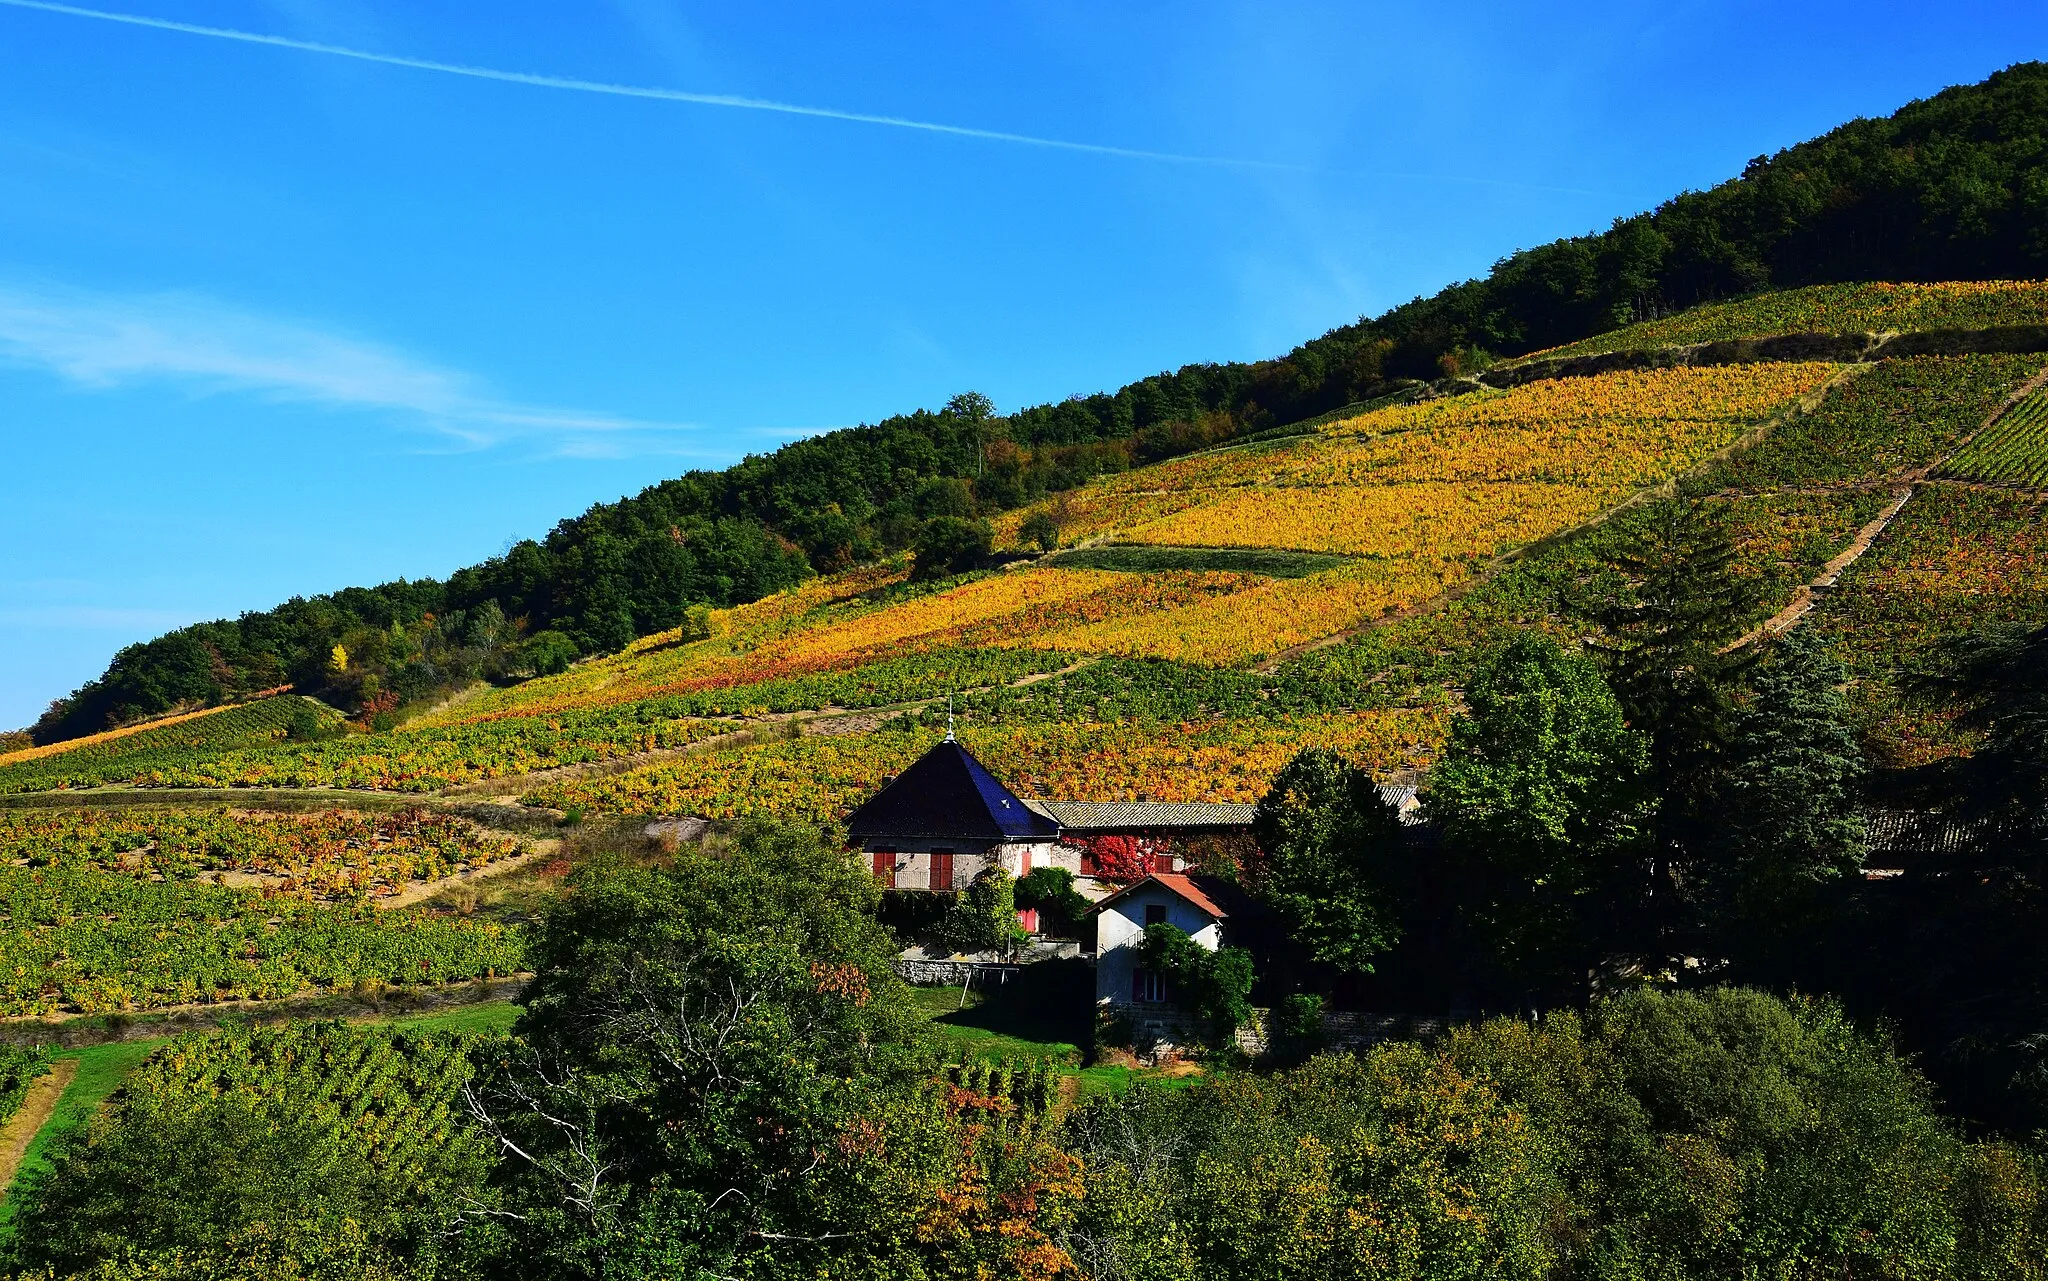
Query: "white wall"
1094 886 1220 1006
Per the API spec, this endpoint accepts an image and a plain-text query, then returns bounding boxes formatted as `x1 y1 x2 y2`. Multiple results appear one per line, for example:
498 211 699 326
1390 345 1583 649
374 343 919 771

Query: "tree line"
33 61 2048 744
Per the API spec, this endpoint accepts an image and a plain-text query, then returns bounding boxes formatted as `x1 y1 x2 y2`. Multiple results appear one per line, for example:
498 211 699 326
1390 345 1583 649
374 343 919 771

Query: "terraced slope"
1521 280 2048 362
0 696 340 795
4 288 2043 820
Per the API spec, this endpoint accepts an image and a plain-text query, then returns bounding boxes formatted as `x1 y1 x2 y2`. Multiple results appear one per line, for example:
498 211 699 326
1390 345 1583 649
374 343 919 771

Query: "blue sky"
2 0 2044 728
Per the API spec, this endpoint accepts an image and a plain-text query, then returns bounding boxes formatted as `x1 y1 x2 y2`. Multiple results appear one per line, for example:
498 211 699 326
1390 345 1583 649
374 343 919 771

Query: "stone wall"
1105 1002 1463 1063
896 960 1021 986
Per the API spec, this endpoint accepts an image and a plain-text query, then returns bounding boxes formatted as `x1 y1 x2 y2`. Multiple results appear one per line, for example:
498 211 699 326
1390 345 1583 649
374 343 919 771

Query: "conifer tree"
1584 498 1759 922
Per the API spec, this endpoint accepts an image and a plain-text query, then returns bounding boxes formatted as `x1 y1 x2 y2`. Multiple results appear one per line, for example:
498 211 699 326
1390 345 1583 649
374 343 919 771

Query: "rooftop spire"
945 692 955 742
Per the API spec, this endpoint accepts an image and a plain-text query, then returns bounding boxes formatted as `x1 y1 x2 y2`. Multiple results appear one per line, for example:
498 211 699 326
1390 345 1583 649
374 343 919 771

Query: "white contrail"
0 0 1297 169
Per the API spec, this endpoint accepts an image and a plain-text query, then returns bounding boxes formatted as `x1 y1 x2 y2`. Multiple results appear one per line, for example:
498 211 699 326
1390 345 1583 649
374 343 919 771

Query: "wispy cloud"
0 0 1298 171
0 283 698 452
0 604 198 629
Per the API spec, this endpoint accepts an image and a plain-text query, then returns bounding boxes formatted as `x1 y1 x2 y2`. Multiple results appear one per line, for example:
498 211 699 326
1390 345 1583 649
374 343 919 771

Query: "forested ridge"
33 60 2048 745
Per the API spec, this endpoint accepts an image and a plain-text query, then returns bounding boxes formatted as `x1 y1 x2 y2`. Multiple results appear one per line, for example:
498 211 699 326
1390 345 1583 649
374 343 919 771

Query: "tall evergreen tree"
1707 631 1867 951
1585 499 1759 918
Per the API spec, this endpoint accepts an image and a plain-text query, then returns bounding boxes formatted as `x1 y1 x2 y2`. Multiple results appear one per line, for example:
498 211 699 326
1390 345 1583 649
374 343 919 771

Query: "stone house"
844 735 1072 894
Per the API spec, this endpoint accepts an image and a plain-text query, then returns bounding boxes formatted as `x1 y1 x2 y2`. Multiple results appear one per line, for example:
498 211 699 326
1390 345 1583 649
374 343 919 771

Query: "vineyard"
524 709 1450 820
1699 355 2044 490
0 1045 52 1125
1524 280 2048 360
0 806 527 1015
0 294 2041 835
1813 485 2048 765
0 861 521 1014
1001 363 1838 552
1940 385 2048 489
4 1019 493 1250
0 807 524 899
0 696 338 794
0 700 729 794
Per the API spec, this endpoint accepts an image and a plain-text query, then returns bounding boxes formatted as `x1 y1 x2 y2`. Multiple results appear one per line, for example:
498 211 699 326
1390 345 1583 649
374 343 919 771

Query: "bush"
1140 922 1256 1038
520 630 580 677
1014 866 1090 937
911 516 993 580
283 705 337 743
1084 834 1149 883
1018 511 1059 552
938 868 1026 954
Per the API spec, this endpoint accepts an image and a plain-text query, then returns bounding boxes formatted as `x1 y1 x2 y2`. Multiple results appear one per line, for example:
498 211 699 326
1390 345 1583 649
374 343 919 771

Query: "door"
929 850 954 891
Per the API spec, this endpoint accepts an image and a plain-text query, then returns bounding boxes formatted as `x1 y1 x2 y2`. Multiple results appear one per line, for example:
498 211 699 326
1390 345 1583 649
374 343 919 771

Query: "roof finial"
945 693 956 742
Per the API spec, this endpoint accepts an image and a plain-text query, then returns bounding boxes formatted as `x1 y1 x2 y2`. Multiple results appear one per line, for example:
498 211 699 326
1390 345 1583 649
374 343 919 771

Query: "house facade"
843 736 1073 893
1089 873 1249 1007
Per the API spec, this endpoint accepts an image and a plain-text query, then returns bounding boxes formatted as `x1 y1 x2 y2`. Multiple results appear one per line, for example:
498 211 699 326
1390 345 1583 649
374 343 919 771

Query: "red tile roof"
1087 872 1234 920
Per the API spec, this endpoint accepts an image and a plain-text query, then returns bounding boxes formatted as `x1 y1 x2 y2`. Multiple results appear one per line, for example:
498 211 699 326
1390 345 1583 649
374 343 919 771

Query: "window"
929 850 955 892
870 851 896 889
1132 967 1168 1003
1143 903 1167 928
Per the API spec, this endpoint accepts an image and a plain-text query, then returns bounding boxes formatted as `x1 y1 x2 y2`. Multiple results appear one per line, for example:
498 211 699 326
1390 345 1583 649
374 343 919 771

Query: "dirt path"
376 841 558 909
1252 369 1861 673
1723 360 2048 651
1725 485 1914 651
0 1058 77 1202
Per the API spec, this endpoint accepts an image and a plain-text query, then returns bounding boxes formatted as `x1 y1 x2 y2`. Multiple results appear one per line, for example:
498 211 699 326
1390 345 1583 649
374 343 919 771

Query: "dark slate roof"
1027 800 1255 831
1863 809 1993 863
845 738 1062 844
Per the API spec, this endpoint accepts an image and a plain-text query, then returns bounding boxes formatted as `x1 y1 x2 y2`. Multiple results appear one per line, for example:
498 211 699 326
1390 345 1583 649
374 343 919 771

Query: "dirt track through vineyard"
0 1058 76 1203
1726 359 2048 651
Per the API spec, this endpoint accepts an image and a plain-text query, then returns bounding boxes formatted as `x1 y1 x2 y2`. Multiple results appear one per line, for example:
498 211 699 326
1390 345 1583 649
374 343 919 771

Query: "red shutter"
871 851 895 889
1019 846 1033 874
1017 908 1039 934
930 851 954 891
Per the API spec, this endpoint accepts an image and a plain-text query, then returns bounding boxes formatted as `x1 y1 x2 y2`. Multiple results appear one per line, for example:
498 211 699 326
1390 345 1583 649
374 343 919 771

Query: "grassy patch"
0 1036 165 1229
1044 546 1354 578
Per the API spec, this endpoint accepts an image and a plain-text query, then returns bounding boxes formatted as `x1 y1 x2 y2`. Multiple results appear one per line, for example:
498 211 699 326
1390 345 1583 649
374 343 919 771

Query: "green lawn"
895 972 1201 1103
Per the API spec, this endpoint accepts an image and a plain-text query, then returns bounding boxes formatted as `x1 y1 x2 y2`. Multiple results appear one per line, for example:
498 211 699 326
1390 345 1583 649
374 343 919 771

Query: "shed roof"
844 738 1061 844
1026 800 1256 831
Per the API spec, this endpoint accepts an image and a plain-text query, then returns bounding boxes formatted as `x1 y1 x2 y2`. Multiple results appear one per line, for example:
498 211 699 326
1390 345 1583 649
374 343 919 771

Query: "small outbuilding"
1087 872 1258 1007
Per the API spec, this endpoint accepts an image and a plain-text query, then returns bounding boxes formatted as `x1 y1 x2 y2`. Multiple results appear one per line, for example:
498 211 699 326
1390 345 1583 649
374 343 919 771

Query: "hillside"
29 61 2048 747
10 284 2042 821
